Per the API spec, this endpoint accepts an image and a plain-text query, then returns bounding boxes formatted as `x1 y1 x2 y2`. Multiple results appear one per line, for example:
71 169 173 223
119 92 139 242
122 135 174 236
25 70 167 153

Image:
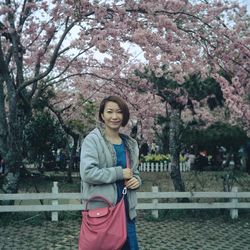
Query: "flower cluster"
141 154 188 163
141 154 170 163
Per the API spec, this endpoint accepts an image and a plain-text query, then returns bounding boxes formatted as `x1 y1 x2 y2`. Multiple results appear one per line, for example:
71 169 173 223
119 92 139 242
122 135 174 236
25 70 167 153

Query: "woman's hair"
99 96 130 127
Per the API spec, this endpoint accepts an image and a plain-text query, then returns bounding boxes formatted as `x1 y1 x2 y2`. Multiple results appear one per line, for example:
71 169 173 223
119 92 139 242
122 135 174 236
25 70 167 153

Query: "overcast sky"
239 0 250 12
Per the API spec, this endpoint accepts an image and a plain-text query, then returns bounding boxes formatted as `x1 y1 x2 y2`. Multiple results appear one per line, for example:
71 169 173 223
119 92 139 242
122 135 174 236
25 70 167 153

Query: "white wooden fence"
139 161 190 172
1 182 250 221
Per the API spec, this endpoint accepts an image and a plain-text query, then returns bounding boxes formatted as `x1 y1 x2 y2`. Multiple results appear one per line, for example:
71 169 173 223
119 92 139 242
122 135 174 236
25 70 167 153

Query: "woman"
80 96 141 250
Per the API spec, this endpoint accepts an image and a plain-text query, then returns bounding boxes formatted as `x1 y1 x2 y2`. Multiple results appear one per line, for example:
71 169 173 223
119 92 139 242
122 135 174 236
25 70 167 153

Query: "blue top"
113 142 126 202
113 141 130 219
114 142 126 168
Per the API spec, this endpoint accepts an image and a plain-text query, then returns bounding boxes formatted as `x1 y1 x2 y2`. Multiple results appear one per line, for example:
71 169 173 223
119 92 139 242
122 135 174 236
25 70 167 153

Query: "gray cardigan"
80 127 141 220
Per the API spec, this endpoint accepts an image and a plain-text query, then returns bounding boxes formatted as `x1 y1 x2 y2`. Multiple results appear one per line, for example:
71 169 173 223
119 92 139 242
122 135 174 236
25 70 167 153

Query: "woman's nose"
112 112 118 118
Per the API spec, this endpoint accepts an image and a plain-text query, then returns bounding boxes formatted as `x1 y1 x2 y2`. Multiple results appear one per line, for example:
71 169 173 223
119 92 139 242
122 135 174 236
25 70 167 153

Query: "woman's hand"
123 168 133 179
125 177 140 190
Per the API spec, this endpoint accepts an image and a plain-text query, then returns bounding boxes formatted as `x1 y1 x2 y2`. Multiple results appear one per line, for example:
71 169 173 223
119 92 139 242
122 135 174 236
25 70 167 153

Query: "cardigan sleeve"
131 140 142 187
80 133 124 185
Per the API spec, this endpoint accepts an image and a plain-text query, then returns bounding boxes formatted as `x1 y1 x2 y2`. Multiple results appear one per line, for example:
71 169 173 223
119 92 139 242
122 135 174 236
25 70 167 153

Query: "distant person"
55 149 61 168
195 151 208 171
0 154 5 175
246 140 250 174
80 95 141 249
151 140 157 154
186 151 196 170
73 149 80 169
139 141 149 158
59 148 68 169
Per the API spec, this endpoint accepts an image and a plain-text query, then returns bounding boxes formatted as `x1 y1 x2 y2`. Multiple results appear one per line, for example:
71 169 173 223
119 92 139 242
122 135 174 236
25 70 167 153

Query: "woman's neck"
104 127 121 144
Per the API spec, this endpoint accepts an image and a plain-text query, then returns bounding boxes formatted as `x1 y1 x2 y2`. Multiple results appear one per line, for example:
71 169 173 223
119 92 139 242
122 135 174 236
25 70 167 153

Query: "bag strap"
126 150 130 169
124 150 131 190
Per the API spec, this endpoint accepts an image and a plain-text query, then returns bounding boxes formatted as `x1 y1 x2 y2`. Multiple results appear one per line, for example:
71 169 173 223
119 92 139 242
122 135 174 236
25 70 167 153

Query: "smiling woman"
99 96 130 127
79 95 141 250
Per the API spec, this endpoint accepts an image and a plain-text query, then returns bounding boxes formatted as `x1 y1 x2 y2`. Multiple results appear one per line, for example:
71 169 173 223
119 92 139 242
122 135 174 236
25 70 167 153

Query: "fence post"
151 162 153 172
155 162 159 172
160 162 163 172
230 186 238 220
52 181 59 222
152 186 159 219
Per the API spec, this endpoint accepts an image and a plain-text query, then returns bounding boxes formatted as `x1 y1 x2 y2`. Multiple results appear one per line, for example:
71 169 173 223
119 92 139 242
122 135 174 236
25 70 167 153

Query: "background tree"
24 111 67 169
134 71 204 191
0 0 113 193
47 91 97 183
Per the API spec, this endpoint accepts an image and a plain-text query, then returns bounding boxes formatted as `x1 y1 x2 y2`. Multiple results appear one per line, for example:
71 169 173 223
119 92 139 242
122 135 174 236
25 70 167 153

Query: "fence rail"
139 161 190 172
1 182 250 221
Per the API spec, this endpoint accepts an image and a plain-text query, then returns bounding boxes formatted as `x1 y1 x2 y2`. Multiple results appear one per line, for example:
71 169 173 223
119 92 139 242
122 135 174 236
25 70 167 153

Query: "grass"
18 174 81 193
2 168 250 194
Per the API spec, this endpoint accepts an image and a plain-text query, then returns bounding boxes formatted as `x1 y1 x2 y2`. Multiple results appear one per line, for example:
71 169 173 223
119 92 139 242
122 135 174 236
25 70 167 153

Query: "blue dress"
113 142 139 250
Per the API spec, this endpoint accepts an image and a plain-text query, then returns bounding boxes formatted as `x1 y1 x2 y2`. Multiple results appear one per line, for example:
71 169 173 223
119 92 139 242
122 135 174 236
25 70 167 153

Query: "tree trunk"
0 79 8 157
2 104 23 195
1 103 23 199
246 150 250 174
0 78 24 195
169 106 185 192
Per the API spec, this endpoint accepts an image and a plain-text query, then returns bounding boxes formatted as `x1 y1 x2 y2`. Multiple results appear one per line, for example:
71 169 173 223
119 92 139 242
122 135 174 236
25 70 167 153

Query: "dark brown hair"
99 96 130 127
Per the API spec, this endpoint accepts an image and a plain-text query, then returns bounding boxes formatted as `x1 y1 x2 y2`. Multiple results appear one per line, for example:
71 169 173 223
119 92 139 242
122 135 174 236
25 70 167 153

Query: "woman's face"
101 101 123 131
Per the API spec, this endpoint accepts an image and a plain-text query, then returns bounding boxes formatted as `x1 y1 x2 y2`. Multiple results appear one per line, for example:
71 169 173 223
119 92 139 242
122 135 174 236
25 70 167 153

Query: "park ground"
1 211 250 250
1 171 250 249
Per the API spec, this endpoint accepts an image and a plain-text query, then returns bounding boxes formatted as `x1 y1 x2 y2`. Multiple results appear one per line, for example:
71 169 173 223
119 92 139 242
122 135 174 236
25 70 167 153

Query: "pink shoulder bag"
78 151 130 250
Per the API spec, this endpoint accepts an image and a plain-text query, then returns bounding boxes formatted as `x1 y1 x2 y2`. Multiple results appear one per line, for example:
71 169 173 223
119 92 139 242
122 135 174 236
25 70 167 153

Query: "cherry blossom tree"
88 0 250 129
81 0 250 189
71 0 250 189
0 0 121 193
